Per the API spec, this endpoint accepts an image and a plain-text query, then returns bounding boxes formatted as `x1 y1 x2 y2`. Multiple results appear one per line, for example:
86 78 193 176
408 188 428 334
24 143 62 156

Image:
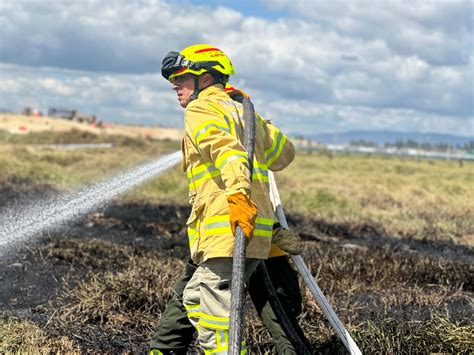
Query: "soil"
1 177 473 353
1 201 190 315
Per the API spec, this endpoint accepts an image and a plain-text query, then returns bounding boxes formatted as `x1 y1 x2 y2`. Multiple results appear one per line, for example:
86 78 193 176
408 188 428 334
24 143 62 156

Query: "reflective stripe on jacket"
181 84 295 263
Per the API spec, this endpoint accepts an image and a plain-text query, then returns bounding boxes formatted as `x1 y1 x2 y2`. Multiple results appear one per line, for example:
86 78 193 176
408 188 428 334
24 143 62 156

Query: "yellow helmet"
161 44 235 82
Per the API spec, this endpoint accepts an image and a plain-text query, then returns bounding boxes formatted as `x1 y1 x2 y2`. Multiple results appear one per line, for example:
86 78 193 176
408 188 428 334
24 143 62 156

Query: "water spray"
0 151 181 252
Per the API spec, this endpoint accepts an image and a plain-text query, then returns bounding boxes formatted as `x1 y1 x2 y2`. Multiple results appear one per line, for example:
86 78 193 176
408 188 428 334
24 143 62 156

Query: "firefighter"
149 84 307 354
160 44 295 353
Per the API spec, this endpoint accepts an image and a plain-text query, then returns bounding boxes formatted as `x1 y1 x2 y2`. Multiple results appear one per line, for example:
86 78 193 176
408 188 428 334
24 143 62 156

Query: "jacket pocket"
187 198 205 262
186 196 205 238
187 200 204 225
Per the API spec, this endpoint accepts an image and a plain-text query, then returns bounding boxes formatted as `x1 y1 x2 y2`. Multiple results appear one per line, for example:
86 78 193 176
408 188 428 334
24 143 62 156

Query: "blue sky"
0 0 472 137
178 0 288 20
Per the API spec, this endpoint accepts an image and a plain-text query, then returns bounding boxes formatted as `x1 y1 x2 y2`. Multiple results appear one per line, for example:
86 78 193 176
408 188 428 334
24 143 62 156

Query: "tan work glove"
227 192 258 241
272 227 303 255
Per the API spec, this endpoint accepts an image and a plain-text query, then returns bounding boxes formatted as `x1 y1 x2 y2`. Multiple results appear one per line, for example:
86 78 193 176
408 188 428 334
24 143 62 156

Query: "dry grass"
2 224 471 353
354 313 473 354
1 135 473 353
277 152 474 245
0 314 79 353
2 133 472 243
292 239 473 354
0 132 180 191
45 240 184 352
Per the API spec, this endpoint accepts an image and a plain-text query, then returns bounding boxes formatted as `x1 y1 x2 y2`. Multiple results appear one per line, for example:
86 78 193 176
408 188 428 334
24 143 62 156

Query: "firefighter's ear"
200 73 214 88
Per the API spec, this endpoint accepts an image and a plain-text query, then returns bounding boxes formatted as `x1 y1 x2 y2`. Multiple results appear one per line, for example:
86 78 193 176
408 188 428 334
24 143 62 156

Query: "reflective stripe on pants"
183 257 260 353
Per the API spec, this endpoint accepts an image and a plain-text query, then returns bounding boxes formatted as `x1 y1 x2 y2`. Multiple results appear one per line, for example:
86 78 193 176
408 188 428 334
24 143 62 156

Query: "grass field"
3 130 471 244
279 151 474 245
1 130 473 353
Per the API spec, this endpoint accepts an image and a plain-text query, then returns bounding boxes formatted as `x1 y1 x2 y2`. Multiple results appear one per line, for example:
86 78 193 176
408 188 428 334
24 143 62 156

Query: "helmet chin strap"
189 76 201 102
189 75 222 102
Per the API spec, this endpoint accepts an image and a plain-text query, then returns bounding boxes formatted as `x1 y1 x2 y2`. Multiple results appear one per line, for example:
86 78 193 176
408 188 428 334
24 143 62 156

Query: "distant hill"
297 130 473 146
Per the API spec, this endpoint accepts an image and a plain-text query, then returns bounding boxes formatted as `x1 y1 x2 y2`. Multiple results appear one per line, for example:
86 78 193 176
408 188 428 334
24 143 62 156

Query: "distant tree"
394 139 404 149
406 139 419 148
462 140 474 152
349 139 378 147
385 139 467 152
420 142 432 150
433 143 456 152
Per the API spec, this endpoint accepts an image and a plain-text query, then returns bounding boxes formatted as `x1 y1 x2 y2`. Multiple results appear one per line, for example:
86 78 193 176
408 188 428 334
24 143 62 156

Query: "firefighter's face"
171 74 195 108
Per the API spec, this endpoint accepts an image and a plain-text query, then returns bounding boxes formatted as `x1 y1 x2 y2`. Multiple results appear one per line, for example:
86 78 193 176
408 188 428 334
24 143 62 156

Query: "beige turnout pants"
183 257 261 354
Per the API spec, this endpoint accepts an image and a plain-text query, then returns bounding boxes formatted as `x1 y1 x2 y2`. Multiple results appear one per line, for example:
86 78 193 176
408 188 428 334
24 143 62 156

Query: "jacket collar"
197 84 226 99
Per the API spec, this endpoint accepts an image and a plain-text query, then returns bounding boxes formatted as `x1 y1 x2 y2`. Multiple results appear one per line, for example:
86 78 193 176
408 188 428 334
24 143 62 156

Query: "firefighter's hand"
272 228 303 255
227 192 257 241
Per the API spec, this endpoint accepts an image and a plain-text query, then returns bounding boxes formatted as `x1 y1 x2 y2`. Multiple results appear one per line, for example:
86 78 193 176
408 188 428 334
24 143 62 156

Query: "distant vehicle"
48 107 97 125
48 107 76 120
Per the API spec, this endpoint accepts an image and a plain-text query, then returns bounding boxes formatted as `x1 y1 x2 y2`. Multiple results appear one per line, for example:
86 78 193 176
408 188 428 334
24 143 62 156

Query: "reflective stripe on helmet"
195 47 221 54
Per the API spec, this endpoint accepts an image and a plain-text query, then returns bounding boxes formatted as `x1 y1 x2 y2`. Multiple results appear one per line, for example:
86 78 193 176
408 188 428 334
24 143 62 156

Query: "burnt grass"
1 178 473 353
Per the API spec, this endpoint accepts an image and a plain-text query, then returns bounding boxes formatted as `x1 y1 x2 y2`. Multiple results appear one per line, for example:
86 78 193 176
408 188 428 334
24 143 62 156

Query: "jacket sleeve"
185 100 251 196
259 114 295 171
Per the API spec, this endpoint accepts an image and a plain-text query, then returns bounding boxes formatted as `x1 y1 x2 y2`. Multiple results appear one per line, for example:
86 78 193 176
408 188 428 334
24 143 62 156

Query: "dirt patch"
1 182 473 353
0 176 57 214
0 202 190 313
0 113 183 141
290 213 474 264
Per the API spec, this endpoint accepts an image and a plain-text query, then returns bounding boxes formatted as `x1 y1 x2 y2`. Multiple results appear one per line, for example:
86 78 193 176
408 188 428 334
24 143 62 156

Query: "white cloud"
0 0 472 136
37 78 74 96
396 56 429 81
0 63 182 127
266 99 473 137
264 0 471 64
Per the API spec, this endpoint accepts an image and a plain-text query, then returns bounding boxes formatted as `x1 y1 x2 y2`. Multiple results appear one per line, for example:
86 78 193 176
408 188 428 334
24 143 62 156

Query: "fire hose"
229 97 311 353
229 97 256 354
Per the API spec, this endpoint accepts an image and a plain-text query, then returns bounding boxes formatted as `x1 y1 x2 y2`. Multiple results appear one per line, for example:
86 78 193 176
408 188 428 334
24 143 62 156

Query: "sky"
0 0 473 137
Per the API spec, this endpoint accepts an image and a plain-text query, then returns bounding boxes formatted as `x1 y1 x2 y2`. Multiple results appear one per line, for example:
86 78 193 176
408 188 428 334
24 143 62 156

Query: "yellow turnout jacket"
181 84 294 264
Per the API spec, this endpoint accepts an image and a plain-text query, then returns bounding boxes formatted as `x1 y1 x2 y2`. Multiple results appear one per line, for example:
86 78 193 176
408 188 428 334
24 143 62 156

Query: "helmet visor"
161 51 187 80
